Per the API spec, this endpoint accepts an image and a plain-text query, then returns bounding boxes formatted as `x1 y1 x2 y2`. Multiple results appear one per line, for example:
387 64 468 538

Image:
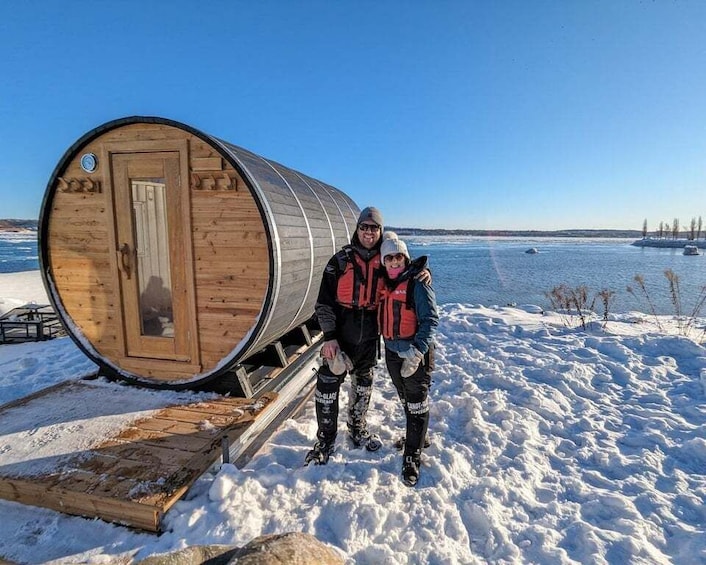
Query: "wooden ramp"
0 381 282 532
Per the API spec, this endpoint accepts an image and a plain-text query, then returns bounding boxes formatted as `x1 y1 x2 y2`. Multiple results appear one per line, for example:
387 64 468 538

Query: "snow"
0 270 48 318
0 379 220 478
1 271 706 564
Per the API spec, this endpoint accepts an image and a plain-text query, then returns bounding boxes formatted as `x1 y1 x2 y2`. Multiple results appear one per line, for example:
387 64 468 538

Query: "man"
306 207 430 465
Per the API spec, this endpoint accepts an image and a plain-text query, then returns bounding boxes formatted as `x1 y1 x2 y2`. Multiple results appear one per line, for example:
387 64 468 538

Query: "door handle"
118 243 133 279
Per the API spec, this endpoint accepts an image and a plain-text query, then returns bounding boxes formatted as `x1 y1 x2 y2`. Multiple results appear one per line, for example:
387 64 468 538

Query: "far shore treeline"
2 218 701 240
0 219 39 232
0 218 644 238
389 228 642 238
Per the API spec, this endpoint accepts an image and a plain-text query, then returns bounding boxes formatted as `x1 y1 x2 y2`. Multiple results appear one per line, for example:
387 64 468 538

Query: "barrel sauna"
39 117 359 388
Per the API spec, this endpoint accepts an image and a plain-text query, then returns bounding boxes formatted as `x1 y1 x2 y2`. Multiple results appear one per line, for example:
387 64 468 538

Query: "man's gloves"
321 339 340 360
320 339 353 376
321 339 352 375
398 346 424 378
328 350 354 375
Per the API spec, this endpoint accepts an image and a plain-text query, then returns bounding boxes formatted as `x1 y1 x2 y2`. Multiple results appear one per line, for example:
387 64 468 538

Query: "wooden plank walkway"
0 381 278 532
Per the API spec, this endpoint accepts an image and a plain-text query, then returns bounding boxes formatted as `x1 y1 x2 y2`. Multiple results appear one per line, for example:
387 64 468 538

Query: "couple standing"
306 207 439 487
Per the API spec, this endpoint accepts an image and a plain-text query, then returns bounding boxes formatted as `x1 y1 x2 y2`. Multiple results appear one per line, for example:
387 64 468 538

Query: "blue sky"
1 1 705 230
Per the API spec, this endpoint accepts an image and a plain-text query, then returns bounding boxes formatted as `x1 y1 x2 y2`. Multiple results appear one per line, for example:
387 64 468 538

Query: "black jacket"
315 233 382 345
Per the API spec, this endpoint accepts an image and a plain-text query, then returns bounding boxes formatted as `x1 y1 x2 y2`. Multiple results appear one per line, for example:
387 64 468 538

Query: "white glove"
399 346 423 378
327 350 354 375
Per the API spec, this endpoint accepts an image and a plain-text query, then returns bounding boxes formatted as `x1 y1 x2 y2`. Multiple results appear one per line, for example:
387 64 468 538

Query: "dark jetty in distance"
631 237 706 249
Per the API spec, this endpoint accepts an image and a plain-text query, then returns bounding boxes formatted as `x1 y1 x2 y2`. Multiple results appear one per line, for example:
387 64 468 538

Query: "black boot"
349 428 382 452
394 433 431 450
402 454 421 487
312 369 340 458
305 440 335 466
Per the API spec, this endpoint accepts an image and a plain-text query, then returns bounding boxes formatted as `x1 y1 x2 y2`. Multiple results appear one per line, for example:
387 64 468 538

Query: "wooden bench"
0 304 65 344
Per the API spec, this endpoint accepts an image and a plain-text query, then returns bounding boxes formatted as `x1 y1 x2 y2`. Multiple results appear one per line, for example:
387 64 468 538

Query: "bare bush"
626 274 663 331
546 273 705 340
596 289 616 324
627 270 706 339
545 284 591 329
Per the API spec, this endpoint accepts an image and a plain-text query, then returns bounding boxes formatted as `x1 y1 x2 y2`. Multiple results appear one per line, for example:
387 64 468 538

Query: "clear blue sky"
1 1 705 231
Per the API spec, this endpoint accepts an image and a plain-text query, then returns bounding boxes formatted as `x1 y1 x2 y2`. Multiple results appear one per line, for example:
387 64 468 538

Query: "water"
406 236 706 315
2 232 705 315
0 232 39 274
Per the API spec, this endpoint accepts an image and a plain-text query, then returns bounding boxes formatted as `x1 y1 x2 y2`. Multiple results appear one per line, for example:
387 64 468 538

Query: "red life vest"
379 278 418 340
335 248 384 310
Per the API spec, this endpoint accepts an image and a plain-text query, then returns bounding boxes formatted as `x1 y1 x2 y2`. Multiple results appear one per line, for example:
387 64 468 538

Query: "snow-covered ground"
0 270 48 318
1 271 706 564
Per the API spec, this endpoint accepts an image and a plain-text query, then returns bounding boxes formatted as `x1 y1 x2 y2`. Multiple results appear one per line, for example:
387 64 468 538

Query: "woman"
378 232 439 486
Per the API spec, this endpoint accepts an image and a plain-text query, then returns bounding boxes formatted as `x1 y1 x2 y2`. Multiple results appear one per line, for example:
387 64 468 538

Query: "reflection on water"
407 237 706 315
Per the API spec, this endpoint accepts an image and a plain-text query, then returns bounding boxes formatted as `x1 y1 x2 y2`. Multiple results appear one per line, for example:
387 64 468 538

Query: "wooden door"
109 148 199 370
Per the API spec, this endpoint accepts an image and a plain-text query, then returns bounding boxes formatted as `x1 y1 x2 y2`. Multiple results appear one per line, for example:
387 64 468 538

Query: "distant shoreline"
389 227 642 238
2 219 696 241
1 226 642 238
0 219 38 232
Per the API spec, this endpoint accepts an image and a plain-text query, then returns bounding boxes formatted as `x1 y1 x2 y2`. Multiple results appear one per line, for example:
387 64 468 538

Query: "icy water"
406 236 706 315
2 232 705 315
0 232 38 274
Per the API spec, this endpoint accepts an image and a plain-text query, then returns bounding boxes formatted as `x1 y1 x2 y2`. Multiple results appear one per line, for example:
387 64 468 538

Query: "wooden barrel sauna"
39 116 359 388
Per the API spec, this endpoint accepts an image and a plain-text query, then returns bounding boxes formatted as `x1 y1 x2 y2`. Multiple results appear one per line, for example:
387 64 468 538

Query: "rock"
229 532 345 564
136 545 238 565
133 532 345 565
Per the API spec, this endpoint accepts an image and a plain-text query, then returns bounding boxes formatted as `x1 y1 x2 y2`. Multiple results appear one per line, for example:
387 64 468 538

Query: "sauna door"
110 149 198 367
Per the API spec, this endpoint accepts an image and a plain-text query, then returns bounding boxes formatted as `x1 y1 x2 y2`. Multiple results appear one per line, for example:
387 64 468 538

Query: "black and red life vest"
335 247 384 310
379 278 418 340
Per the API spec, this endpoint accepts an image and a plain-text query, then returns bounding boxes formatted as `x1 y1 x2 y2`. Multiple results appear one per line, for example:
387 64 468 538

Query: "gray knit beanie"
357 206 384 227
380 231 410 261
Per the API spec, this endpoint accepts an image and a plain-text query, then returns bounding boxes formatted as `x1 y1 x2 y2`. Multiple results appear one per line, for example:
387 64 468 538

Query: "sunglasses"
384 253 406 262
358 223 381 233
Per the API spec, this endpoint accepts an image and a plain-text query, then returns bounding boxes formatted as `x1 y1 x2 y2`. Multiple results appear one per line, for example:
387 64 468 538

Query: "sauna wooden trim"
39 116 359 389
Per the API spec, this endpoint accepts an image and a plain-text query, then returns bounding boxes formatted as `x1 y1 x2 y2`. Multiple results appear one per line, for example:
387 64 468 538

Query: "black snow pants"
385 345 435 458
314 334 379 444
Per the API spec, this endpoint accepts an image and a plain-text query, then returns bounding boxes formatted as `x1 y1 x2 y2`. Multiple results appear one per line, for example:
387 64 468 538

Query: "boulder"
134 532 344 565
135 545 237 565
229 532 344 564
